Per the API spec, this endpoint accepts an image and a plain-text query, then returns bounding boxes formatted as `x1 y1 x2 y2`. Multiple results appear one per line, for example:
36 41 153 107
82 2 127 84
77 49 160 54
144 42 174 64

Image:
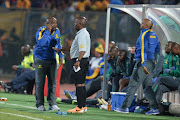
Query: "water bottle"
107 98 111 111
56 111 67 116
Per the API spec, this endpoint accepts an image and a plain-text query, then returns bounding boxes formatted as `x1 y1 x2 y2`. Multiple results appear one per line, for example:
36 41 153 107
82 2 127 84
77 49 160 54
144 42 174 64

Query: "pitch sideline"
0 112 43 120
0 101 36 109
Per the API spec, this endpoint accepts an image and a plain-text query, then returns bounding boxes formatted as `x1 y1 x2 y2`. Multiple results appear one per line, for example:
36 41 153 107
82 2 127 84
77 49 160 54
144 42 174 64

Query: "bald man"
65 16 91 113
115 18 161 115
34 17 63 111
12 44 34 76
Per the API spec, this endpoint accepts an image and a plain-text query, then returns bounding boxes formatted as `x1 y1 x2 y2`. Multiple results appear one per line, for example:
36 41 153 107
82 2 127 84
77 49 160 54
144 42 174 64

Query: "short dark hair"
171 42 179 49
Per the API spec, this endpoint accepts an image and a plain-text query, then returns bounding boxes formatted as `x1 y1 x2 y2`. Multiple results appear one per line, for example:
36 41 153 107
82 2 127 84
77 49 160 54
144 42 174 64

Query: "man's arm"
52 47 71 53
140 31 149 74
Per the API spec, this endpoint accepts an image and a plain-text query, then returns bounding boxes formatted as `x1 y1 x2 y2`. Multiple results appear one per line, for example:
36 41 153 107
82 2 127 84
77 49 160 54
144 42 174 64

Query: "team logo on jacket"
55 34 59 39
150 36 156 38
80 44 84 48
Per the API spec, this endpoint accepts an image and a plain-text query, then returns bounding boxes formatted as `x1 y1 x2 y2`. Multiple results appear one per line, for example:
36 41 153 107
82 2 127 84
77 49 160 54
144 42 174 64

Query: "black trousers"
71 58 89 84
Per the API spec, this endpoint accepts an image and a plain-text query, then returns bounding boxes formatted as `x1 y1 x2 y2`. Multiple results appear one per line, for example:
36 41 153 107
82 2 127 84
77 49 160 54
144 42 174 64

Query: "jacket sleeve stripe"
38 27 46 40
141 30 150 64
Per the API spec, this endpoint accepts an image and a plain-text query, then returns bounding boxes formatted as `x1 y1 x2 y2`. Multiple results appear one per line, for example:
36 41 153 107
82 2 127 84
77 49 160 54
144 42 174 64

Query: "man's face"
51 19 57 31
108 43 115 52
172 47 179 56
118 51 126 62
21 47 29 56
165 42 172 54
141 20 146 29
74 19 81 31
108 47 113 57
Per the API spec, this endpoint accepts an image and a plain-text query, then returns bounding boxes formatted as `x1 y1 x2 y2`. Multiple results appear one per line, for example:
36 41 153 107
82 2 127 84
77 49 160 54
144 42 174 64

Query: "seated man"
107 48 135 99
153 42 180 104
85 44 104 84
119 48 135 92
0 45 35 94
12 44 34 76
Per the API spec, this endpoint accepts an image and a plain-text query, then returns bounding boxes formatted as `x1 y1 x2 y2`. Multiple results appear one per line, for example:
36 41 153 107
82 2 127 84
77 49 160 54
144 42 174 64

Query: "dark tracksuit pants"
34 57 57 108
121 60 158 109
153 76 180 103
12 70 35 90
16 68 31 77
112 75 123 92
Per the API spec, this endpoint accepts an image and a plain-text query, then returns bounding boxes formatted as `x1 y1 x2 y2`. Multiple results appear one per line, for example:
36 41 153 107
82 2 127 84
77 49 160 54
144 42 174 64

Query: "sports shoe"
67 106 84 113
83 107 87 113
37 105 46 111
114 107 129 113
64 90 71 99
145 108 160 115
56 97 62 104
48 105 60 111
64 90 77 100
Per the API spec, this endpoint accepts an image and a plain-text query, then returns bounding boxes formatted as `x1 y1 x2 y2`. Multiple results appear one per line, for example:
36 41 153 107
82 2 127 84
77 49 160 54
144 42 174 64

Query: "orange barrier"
44 64 63 98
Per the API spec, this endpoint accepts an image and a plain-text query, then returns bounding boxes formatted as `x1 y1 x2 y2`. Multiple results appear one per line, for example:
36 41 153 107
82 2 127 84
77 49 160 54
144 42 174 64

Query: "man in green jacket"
153 42 180 104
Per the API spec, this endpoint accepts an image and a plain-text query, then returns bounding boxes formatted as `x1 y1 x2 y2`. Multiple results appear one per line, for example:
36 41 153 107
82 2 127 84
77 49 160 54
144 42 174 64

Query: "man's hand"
46 23 52 31
59 58 63 66
74 61 80 69
12 65 18 70
52 47 61 53
164 69 170 74
170 66 175 70
143 66 150 75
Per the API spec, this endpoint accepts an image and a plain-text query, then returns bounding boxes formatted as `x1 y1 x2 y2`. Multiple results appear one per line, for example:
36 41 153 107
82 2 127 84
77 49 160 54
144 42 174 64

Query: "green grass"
0 92 179 120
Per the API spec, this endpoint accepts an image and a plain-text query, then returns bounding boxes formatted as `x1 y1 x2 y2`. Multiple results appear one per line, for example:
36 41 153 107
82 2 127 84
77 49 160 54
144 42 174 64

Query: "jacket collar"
76 28 86 35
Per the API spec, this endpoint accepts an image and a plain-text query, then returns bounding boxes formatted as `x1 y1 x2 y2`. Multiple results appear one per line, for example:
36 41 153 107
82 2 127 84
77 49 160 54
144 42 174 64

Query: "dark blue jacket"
34 26 63 61
134 28 161 66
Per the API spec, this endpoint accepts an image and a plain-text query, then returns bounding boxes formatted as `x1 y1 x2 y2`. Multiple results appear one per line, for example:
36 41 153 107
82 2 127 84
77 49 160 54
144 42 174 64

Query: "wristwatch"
76 58 81 62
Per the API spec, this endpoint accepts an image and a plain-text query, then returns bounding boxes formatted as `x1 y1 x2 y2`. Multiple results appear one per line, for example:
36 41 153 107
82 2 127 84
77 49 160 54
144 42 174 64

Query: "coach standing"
34 17 62 111
115 18 161 115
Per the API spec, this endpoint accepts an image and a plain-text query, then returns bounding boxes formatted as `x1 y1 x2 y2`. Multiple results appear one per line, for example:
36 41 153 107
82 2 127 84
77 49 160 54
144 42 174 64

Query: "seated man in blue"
85 44 104 84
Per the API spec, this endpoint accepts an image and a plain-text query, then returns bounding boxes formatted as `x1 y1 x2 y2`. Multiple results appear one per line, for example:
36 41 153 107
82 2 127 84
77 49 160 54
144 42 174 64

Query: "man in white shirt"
53 16 91 113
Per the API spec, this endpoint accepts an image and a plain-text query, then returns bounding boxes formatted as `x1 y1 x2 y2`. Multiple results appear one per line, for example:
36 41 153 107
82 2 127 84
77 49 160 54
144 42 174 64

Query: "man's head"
108 41 116 52
108 46 119 58
118 50 127 62
141 18 153 29
95 44 104 57
74 16 87 31
21 44 30 56
165 41 174 54
46 17 57 31
171 42 180 56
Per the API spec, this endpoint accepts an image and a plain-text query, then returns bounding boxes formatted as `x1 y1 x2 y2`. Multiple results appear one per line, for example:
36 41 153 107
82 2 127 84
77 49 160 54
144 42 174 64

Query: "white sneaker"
37 105 46 111
48 105 60 111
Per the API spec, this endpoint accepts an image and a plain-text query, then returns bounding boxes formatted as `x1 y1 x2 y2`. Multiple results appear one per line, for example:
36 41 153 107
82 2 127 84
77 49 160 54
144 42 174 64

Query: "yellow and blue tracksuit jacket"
18 49 34 70
98 55 110 76
34 26 63 61
134 28 161 66
86 55 110 80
